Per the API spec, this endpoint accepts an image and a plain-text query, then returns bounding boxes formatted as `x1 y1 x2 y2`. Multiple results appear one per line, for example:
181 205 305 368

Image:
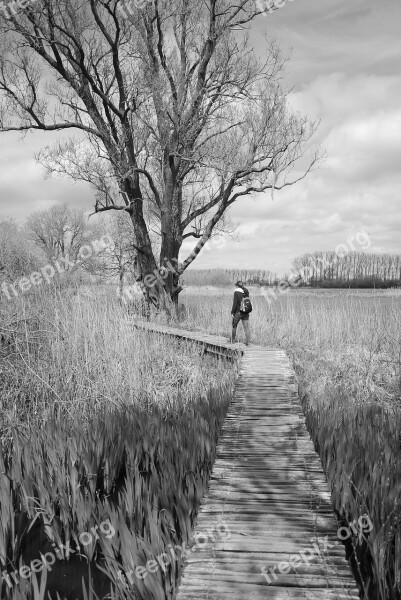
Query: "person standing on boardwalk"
229 281 252 345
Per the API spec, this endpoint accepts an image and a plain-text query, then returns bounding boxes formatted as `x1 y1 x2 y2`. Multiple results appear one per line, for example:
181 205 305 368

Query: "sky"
0 0 400 275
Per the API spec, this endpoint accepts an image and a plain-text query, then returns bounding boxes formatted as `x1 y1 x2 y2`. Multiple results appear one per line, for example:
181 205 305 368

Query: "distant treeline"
183 252 401 289
182 269 278 287
291 251 401 288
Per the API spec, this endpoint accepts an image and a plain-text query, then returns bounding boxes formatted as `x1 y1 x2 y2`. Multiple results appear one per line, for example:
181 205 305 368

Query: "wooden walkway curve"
133 321 360 600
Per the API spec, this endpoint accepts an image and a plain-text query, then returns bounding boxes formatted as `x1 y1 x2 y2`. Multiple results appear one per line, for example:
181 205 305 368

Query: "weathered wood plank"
132 321 359 600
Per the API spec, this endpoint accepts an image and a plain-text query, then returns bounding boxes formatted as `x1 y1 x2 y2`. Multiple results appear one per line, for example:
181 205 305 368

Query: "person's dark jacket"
231 286 249 315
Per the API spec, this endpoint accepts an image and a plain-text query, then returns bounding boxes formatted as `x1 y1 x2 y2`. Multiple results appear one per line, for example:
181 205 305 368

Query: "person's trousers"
231 311 250 343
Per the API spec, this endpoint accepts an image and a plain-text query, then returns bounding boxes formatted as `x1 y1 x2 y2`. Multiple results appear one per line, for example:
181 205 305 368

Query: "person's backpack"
240 296 252 314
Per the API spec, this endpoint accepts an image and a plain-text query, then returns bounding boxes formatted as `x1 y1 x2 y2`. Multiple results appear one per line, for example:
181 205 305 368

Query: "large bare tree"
0 0 319 315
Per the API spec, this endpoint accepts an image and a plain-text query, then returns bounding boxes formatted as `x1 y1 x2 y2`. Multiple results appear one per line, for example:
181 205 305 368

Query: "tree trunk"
125 187 176 318
160 229 182 307
159 164 183 307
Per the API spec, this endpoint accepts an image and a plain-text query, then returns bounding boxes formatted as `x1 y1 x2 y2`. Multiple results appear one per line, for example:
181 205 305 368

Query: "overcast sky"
0 0 400 274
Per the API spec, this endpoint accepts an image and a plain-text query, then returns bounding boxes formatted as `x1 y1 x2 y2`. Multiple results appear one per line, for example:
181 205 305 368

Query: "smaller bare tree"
90 211 138 295
28 204 92 267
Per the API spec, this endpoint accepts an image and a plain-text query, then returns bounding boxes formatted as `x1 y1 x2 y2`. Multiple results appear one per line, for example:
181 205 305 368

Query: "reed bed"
0 286 235 599
180 288 401 600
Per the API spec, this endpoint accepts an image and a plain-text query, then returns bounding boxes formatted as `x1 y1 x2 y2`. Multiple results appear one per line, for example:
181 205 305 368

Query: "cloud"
289 72 401 129
0 131 94 220
326 110 401 182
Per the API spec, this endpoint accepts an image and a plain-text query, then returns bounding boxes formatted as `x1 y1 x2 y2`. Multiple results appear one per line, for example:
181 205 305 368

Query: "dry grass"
0 286 234 432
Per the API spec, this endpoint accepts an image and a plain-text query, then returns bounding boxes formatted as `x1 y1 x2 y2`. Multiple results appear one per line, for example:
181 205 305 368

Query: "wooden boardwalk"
134 321 360 599
133 319 245 360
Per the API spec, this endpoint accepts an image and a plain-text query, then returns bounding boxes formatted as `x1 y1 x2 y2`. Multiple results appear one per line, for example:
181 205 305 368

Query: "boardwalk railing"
134 320 360 600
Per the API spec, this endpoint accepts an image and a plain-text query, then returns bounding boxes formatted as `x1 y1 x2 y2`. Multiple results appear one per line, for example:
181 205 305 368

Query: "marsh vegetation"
1 283 400 599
